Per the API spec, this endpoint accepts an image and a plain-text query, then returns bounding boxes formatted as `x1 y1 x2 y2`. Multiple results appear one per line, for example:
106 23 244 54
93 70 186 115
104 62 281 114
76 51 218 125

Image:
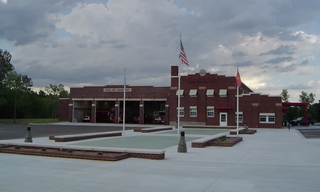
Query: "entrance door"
220 112 227 126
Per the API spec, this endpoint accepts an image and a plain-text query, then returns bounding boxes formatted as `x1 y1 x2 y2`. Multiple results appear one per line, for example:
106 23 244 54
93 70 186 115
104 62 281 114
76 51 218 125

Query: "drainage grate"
298 129 320 139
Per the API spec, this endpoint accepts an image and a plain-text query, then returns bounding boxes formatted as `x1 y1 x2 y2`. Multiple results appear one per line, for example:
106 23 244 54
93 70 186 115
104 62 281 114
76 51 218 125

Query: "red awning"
216 106 232 110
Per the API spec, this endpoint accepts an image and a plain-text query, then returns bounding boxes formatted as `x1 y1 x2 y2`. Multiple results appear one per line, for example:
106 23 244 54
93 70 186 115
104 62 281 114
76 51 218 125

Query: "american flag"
179 39 189 66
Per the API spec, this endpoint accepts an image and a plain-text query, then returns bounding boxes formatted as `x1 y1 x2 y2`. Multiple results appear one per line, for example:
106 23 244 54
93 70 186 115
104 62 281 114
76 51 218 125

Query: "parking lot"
1 123 320 191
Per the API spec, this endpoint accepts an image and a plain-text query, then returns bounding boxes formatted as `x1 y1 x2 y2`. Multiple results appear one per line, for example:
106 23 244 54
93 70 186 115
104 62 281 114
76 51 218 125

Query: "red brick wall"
58 99 70 121
169 66 282 128
60 66 282 128
240 94 282 128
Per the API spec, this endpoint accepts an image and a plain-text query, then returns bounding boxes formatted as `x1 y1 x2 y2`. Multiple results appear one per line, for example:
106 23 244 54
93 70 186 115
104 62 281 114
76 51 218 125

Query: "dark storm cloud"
0 0 85 45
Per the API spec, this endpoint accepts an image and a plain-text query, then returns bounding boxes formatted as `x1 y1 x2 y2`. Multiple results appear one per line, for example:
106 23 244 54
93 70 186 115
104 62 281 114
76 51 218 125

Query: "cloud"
265 56 294 64
259 45 295 56
232 51 247 57
0 0 86 45
1 0 320 102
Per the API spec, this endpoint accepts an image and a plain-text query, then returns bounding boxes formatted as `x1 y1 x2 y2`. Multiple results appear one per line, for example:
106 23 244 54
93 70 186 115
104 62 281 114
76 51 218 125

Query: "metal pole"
177 65 181 135
236 85 239 136
123 67 126 135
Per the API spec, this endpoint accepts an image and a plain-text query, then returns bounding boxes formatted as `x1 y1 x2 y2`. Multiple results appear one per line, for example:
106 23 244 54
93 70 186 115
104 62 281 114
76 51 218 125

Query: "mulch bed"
208 136 243 147
230 129 257 135
0 144 129 161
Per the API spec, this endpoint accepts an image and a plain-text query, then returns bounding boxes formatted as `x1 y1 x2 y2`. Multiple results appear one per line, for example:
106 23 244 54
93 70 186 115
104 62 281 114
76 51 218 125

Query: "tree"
299 91 315 104
281 89 290 102
45 83 69 118
0 49 15 107
0 49 14 84
4 71 33 122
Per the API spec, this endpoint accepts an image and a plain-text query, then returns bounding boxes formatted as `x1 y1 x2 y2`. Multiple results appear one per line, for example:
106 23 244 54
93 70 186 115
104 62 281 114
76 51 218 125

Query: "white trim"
259 113 275 123
72 98 93 101
94 98 117 101
142 98 167 101
235 111 243 123
219 89 227 97
189 89 197 96
206 89 214 96
176 89 184 96
207 107 214 117
189 107 197 117
118 98 141 101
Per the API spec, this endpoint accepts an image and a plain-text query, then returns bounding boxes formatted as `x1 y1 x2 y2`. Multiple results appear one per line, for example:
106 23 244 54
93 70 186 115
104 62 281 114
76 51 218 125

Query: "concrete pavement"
1 125 320 192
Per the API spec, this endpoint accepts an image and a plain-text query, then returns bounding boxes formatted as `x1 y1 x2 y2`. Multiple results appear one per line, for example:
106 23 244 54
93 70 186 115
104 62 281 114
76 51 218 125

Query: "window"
219 89 227 97
189 89 197 97
176 90 184 96
259 113 275 123
177 107 184 117
207 106 214 117
190 106 197 117
206 89 214 97
235 112 243 123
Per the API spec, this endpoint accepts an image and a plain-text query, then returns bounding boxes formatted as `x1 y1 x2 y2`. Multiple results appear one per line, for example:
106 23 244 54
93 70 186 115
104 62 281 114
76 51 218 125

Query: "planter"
207 136 242 147
230 129 257 135
0 145 129 161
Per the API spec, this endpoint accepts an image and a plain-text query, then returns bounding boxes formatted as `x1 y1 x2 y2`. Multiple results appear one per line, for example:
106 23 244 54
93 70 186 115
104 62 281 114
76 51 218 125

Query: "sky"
1 0 320 102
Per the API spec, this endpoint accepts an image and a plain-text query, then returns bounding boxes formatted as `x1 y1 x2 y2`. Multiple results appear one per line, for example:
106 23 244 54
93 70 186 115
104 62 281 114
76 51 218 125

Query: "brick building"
59 66 283 128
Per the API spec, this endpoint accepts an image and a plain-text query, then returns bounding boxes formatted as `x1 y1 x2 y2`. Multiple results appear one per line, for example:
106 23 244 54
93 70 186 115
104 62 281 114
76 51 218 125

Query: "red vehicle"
154 111 165 124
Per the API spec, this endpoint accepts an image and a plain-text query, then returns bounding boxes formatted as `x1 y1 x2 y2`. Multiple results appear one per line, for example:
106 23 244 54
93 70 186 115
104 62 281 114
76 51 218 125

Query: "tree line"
0 49 69 122
281 89 320 123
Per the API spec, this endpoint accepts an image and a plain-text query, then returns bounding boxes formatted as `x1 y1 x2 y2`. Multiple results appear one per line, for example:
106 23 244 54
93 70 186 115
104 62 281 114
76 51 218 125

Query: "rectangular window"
219 89 227 97
259 113 275 123
177 107 184 117
189 89 197 97
206 89 214 97
176 90 184 96
235 112 243 123
207 106 214 117
190 106 197 117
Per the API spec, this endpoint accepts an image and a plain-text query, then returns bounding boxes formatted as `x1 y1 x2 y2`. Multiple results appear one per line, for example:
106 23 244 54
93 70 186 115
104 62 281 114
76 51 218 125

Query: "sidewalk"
1 127 320 192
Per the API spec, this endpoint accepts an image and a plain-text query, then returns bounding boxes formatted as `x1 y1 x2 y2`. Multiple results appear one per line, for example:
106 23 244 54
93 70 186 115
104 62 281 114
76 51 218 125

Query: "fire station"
59 66 283 128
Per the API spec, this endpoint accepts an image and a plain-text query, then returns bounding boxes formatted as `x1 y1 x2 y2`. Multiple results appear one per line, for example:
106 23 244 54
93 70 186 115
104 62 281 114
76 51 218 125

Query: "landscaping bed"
230 129 257 135
0 144 129 161
207 136 243 147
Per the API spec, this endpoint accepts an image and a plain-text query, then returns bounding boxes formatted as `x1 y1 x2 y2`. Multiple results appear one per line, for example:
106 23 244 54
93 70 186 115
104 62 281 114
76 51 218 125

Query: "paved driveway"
0 123 149 140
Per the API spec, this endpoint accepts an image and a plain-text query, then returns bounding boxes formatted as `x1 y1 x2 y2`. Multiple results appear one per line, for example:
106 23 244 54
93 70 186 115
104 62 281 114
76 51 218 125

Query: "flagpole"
177 34 181 135
177 63 181 135
236 66 241 137
123 67 126 135
236 83 239 136
178 34 189 135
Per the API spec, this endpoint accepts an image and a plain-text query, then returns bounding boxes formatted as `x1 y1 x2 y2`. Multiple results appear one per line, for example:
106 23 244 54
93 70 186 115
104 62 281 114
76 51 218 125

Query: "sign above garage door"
103 88 132 92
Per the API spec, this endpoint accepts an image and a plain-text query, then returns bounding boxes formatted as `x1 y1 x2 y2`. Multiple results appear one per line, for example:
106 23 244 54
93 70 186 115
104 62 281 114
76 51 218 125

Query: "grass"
0 118 59 124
